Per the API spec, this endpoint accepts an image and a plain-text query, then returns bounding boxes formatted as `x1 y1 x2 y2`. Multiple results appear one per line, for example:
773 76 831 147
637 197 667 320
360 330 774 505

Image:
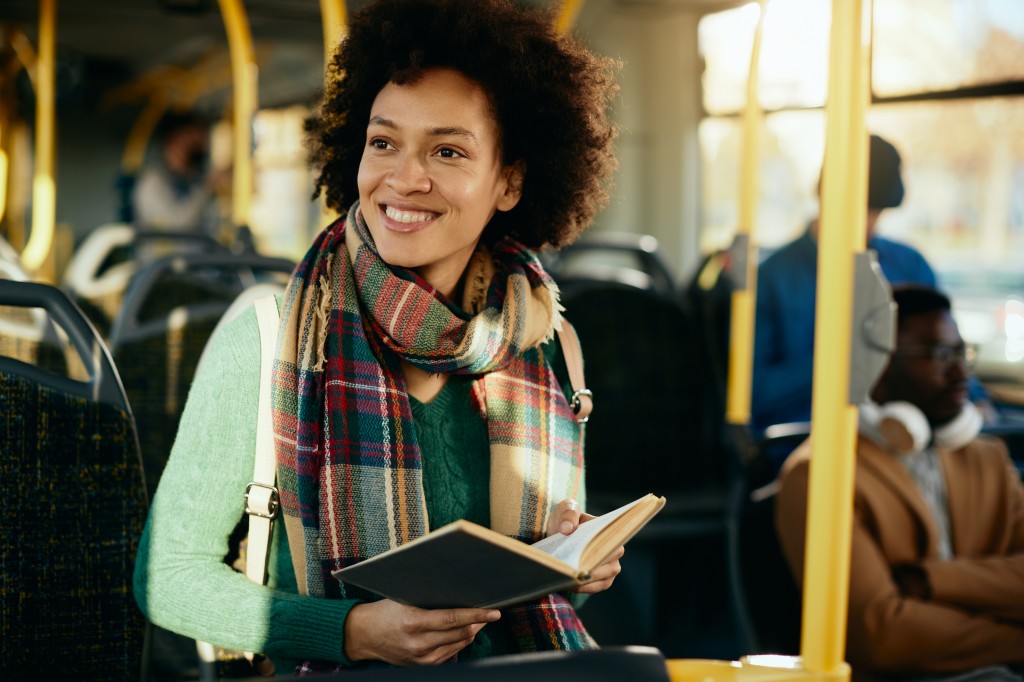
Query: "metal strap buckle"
244 482 279 520
570 388 593 424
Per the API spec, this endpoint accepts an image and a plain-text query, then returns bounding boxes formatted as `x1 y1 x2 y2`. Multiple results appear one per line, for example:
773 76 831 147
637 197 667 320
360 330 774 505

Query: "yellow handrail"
802 0 871 674
108 52 241 175
121 95 169 174
217 0 258 230
319 0 347 70
556 0 586 35
22 0 56 277
5 26 38 92
724 0 766 426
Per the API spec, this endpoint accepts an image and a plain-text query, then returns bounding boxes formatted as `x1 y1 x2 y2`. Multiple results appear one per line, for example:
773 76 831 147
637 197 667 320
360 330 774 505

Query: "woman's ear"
497 161 526 212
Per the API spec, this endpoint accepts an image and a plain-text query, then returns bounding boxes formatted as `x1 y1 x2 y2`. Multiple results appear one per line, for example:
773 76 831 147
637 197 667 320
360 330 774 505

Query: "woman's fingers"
548 498 588 536
572 545 624 594
345 601 500 666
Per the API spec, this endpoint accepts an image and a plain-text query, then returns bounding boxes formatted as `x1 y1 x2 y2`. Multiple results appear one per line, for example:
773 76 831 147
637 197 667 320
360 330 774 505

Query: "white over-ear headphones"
859 400 982 456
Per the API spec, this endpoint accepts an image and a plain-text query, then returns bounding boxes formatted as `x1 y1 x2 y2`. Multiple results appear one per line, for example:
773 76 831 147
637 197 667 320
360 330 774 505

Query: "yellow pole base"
667 656 850 682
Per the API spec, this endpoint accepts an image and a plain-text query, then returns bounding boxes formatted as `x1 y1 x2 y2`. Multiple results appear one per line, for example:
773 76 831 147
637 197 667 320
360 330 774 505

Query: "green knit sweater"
133 301 583 674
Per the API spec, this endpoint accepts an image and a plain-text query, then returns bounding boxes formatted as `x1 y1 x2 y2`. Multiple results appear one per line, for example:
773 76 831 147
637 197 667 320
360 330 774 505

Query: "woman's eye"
370 139 392 150
437 147 463 159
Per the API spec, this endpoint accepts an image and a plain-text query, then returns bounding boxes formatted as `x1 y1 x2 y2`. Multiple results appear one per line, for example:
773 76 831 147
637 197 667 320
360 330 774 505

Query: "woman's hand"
546 498 625 595
344 600 500 666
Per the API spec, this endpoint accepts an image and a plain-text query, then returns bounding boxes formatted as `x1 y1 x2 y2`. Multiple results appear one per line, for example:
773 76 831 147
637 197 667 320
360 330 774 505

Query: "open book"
332 493 666 609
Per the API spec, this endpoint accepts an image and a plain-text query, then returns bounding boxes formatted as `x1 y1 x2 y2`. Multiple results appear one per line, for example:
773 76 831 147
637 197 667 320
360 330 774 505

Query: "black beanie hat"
868 134 905 210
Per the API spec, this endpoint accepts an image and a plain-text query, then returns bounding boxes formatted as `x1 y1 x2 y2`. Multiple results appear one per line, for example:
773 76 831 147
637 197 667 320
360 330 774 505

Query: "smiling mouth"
383 205 439 227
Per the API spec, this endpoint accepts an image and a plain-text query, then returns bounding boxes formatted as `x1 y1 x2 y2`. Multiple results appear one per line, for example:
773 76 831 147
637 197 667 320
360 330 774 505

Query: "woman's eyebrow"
367 115 397 129
368 116 477 144
429 126 477 143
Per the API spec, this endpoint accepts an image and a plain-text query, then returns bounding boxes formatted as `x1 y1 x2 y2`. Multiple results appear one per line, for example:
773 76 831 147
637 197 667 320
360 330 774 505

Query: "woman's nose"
386 153 431 194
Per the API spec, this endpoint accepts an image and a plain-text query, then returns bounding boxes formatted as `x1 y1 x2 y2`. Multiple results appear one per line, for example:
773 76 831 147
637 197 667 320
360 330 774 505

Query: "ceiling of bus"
0 0 737 113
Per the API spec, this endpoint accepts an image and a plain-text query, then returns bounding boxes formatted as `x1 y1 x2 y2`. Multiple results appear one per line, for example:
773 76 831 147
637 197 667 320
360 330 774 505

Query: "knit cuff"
268 597 362 666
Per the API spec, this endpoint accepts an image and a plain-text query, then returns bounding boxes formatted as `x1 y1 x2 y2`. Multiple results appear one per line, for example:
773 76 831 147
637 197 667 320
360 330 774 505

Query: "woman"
134 0 620 672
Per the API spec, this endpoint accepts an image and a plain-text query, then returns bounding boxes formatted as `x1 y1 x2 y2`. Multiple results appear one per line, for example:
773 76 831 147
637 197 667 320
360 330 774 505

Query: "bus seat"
543 231 678 299
108 253 294 498
132 228 230 263
317 647 670 681
1 259 79 376
559 280 754 655
62 223 136 338
739 482 802 656
750 422 811 490
194 281 286 375
0 279 148 680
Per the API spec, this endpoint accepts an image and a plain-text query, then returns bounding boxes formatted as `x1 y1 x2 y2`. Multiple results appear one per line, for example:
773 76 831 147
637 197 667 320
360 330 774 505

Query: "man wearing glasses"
776 285 1024 682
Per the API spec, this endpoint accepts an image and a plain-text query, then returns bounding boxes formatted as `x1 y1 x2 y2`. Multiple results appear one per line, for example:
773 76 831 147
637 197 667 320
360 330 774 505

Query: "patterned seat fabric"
115 310 224 497
0 371 148 679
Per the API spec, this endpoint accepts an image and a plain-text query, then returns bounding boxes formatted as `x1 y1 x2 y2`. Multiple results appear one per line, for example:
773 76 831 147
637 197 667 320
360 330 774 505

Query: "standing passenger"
752 134 936 434
134 0 621 673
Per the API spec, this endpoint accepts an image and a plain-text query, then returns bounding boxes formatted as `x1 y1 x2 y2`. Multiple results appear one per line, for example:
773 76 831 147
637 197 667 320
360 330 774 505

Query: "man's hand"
344 600 500 666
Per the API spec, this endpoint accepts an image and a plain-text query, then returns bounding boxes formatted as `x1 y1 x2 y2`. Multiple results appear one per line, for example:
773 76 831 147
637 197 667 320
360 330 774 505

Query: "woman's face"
357 67 522 297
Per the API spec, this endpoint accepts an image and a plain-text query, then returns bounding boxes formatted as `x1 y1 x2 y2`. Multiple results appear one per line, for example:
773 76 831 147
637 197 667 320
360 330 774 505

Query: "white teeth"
385 206 436 223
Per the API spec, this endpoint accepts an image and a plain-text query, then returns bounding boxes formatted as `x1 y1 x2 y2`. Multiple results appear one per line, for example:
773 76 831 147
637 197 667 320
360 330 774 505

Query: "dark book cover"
333 522 581 609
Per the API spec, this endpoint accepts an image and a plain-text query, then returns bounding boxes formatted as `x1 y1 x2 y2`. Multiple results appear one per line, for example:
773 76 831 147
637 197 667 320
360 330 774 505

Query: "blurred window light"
868 97 1024 268
873 0 1024 97
699 0 829 115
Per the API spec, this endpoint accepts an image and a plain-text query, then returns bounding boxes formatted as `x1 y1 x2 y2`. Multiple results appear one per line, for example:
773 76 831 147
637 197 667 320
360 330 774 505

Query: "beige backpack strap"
556 320 592 423
197 295 280 676
246 294 280 585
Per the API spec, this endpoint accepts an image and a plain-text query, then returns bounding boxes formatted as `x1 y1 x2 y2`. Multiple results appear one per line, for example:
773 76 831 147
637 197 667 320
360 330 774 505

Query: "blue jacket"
751 229 937 433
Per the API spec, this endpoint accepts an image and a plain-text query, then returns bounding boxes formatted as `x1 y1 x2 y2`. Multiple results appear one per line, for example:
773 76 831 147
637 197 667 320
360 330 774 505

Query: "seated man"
775 285 1024 682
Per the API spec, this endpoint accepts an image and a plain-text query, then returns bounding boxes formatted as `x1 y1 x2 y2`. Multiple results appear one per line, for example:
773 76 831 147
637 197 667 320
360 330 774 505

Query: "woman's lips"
381 204 439 232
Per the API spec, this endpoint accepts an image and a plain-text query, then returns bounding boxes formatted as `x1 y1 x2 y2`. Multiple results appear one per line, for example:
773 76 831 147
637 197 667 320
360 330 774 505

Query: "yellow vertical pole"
0 118 8 225
724 0 766 425
217 0 257 230
801 0 871 674
319 0 347 68
23 0 57 277
556 0 586 35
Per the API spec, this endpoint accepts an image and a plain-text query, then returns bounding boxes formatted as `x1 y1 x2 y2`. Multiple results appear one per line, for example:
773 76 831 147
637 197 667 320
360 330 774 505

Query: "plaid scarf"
272 203 595 671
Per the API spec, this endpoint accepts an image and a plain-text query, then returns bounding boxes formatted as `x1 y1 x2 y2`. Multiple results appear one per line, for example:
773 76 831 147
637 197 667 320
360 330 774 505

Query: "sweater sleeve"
133 304 359 666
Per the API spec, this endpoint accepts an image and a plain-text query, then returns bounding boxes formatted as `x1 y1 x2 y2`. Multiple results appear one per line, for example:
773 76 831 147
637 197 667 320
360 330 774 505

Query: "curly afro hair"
307 0 619 249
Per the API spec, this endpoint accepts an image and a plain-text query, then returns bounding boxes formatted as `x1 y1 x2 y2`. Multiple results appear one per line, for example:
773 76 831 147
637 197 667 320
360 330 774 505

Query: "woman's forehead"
370 68 497 131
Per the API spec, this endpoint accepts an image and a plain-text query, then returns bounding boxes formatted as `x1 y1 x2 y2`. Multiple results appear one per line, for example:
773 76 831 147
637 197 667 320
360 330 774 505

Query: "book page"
529 497 646 571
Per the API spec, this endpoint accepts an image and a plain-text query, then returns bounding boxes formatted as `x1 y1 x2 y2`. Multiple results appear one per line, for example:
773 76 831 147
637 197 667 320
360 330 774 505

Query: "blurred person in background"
752 134 991 445
132 111 227 238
